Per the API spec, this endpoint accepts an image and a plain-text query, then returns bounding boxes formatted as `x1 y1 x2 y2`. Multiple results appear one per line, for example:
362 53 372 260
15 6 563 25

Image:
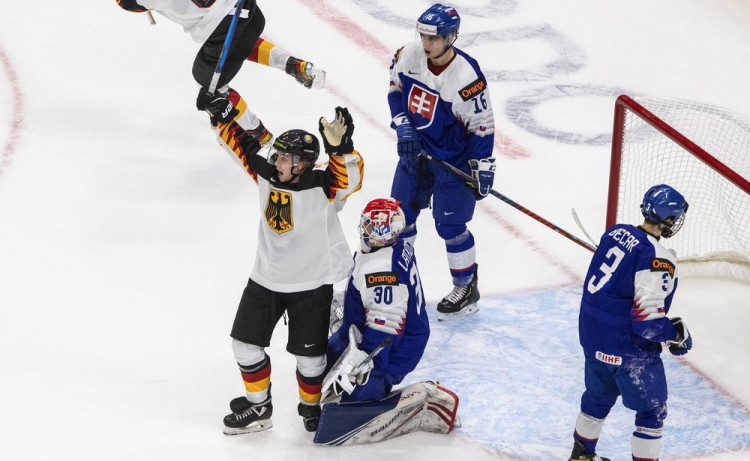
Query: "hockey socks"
247 38 325 88
297 369 324 432
239 355 271 404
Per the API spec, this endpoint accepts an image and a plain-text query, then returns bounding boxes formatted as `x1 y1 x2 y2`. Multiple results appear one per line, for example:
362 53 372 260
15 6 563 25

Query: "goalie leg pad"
314 381 459 446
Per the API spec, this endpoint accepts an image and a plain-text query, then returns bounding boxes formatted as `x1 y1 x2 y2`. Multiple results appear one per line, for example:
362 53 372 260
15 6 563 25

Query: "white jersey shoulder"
396 42 484 102
394 41 494 136
633 235 678 320
140 0 237 44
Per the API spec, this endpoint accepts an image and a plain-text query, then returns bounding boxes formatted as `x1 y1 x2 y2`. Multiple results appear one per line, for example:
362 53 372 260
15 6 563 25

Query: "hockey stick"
418 152 596 253
146 10 156 25
320 337 392 404
208 0 245 94
570 208 599 249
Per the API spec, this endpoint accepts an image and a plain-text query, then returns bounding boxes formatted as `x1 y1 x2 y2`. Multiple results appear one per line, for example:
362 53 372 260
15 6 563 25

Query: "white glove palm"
318 107 354 154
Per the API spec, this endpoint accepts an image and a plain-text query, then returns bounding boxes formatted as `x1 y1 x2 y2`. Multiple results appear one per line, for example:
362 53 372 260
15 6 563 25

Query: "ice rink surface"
1 1 749 460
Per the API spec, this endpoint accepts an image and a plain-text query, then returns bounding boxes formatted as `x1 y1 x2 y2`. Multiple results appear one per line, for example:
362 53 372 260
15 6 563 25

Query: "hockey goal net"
607 94 750 281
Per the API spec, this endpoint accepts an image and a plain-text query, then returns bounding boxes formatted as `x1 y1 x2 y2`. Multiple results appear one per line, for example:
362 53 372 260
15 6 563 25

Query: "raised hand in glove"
318 107 354 154
666 317 692 356
196 87 238 126
396 123 420 175
469 157 496 199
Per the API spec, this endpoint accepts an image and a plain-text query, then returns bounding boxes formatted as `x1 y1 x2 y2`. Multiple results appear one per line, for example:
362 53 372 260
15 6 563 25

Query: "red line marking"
0 45 23 179
296 0 529 160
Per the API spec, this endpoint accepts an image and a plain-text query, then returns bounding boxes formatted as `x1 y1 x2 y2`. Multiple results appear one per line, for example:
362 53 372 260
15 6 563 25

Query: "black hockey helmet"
270 129 320 168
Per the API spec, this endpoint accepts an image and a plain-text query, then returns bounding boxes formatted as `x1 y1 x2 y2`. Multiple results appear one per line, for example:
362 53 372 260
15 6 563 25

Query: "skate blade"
310 69 326 89
453 415 462 428
437 303 479 322
223 419 273 435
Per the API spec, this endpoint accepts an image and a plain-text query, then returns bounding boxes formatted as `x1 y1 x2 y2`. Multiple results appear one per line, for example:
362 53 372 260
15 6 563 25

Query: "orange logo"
650 258 675 276
365 272 399 287
458 77 487 101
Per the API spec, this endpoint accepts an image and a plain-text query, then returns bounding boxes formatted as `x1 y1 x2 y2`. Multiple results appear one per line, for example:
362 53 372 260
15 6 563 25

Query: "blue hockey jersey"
388 41 495 164
330 239 429 383
579 224 679 365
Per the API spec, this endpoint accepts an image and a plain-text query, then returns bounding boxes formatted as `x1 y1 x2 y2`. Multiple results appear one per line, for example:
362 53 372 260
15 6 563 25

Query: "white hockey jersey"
388 41 495 162
215 117 364 293
120 0 239 44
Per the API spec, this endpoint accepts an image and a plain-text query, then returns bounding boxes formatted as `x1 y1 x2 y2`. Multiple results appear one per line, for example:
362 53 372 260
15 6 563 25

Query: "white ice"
1 1 749 460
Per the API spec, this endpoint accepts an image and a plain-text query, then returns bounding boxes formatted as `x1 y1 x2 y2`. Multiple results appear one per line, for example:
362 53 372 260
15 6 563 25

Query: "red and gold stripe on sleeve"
326 150 364 202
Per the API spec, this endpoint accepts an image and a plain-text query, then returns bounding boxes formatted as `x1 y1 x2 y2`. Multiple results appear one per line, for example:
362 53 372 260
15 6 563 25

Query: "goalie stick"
419 152 596 253
321 336 392 404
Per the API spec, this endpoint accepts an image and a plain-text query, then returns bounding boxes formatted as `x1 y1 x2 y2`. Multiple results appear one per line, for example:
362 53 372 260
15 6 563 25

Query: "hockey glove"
330 348 373 396
318 107 354 154
116 0 148 12
196 87 238 126
469 158 496 199
666 317 692 356
396 123 420 175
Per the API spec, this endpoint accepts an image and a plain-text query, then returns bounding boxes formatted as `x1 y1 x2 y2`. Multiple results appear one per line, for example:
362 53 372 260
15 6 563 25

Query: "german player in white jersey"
116 0 325 145
388 3 496 320
201 89 363 434
569 184 692 461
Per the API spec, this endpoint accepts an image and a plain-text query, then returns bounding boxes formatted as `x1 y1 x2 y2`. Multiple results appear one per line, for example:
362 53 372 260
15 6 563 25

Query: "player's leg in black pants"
192 0 266 88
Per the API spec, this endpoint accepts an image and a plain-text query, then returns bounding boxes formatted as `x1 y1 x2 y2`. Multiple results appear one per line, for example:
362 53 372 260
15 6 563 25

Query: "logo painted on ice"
407 84 438 129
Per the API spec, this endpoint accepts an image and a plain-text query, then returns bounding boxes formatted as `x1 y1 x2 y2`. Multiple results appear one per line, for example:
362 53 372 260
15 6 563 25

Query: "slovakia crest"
407 84 438 129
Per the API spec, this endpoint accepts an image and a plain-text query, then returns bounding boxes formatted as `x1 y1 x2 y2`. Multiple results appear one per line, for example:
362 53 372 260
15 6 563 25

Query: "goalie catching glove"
321 325 375 398
468 157 496 199
318 107 354 154
666 317 692 356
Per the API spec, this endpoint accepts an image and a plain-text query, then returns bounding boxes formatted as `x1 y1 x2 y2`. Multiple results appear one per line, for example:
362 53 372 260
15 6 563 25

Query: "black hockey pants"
192 0 265 89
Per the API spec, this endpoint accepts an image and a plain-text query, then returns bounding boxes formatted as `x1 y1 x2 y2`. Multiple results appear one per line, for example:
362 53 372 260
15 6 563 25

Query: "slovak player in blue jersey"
570 185 693 461
313 198 460 446
326 198 430 402
388 3 497 320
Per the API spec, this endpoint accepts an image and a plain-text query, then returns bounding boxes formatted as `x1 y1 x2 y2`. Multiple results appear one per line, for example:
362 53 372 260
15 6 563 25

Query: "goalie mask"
360 198 406 248
640 184 689 238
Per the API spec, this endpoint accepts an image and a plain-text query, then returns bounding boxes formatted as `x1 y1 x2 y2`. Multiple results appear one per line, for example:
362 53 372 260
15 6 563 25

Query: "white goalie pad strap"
575 412 605 441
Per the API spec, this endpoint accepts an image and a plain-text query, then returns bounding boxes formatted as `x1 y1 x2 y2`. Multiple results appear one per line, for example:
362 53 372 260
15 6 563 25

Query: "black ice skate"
298 403 321 432
569 439 611 461
436 268 479 321
223 396 273 435
285 57 326 89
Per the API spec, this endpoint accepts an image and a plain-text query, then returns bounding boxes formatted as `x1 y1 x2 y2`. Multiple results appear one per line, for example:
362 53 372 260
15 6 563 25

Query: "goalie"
314 198 460 446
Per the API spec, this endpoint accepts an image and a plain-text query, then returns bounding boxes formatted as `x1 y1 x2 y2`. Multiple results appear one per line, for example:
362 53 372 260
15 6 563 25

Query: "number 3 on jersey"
587 246 626 294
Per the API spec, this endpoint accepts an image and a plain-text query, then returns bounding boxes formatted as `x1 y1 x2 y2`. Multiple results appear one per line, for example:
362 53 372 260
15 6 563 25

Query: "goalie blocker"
314 381 459 446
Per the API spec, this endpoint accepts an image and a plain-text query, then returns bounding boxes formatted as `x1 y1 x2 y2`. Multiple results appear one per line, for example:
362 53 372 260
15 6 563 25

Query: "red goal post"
606 95 750 280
